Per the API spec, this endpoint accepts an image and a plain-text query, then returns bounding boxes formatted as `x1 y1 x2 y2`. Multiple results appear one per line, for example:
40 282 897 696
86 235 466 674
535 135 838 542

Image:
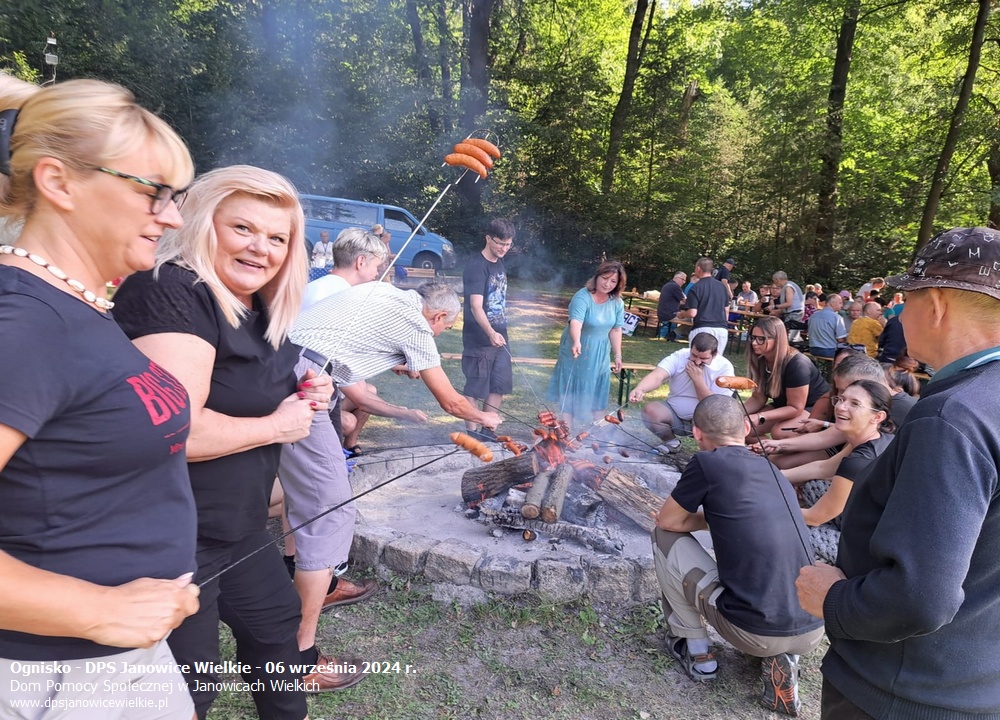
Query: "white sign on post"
622 311 642 337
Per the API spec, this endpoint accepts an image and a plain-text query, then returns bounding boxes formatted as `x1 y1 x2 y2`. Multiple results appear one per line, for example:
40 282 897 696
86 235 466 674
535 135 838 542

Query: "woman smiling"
782 380 895 564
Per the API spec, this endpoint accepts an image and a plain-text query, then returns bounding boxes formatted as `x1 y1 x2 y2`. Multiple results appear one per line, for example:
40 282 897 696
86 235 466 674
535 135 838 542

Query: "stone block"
423 538 485 585
534 553 587 603
430 582 489 609
584 555 635 605
351 526 399 569
632 556 661 602
475 554 532 595
382 534 440 575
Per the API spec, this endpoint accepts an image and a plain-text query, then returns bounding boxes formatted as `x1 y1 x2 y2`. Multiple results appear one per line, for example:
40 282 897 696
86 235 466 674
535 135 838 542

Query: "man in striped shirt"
280 282 501 691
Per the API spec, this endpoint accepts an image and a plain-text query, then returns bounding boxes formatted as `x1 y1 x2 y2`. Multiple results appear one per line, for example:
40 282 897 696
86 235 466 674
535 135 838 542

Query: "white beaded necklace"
0 245 114 310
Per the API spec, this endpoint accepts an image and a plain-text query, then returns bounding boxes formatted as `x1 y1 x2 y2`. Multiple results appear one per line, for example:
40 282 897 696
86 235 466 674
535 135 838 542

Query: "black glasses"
489 236 513 249
94 167 187 215
749 334 769 345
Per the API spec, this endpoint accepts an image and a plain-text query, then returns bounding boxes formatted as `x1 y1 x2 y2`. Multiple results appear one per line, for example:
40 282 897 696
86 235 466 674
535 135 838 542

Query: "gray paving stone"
423 538 485 585
382 534 440 575
632 556 660 602
351 527 399 569
534 553 587 603
475 554 532 595
584 555 635 605
430 582 489 608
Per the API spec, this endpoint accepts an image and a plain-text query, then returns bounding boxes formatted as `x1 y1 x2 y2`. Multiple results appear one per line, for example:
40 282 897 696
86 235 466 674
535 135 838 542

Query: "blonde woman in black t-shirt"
114 166 342 719
0 78 198 717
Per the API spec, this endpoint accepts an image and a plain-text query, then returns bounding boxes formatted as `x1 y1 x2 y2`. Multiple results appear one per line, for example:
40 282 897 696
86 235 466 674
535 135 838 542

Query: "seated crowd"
642 262 926 713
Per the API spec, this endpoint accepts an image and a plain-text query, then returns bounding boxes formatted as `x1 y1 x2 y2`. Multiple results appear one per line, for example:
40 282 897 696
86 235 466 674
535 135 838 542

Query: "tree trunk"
477 506 625 555
988 137 1000 229
406 0 442 134
521 465 554 519
540 463 573 523
916 0 991 251
458 0 494 208
815 0 860 268
437 0 454 133
578 467 664 533
599 0 653 194
677 80 699 144
461 451 536 506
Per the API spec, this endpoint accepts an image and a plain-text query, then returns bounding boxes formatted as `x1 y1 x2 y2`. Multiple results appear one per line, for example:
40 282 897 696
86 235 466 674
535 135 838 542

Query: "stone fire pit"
346 443 695 606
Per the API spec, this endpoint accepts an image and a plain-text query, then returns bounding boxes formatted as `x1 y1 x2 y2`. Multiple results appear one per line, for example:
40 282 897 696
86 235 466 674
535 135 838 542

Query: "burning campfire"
456 411 671 556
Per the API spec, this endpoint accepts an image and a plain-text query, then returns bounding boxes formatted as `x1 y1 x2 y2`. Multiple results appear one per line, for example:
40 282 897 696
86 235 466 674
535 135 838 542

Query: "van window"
384 208 424 236
337 203 378 226
302 198 377 226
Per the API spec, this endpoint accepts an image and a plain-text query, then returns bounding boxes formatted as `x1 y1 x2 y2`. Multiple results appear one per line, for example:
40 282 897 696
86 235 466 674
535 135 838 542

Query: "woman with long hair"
783 380 895 563
0 78 198 715
113 166 345 719
546 259 626 426
743 315 829 440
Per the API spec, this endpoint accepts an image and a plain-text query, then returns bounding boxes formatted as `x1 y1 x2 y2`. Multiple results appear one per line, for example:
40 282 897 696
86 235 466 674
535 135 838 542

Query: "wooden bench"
439 353 656 406
395 267 437 285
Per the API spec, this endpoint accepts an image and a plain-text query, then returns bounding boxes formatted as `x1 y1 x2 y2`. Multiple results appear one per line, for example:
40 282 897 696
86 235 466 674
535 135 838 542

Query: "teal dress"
546 288 625 421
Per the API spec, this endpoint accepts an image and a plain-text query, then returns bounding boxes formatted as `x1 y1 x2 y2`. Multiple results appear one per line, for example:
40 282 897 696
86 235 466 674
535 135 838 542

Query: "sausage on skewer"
450 431 494 462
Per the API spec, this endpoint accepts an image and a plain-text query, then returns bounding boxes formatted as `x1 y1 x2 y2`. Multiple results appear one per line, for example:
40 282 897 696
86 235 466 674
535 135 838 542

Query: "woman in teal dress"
547 260 626 426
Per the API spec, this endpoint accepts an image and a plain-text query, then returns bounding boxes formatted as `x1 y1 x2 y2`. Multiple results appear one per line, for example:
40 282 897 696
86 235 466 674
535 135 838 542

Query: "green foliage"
3 0 998 287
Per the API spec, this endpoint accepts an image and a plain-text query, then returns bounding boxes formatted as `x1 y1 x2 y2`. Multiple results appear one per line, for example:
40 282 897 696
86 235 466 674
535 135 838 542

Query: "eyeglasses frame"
94 167 187 215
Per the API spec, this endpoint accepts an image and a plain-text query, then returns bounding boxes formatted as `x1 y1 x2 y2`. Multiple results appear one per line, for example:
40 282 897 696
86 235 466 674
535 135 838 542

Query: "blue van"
301 195 456 271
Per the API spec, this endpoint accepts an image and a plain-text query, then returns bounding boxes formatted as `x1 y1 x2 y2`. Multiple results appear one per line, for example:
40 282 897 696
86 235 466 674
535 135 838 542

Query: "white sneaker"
656 442 682 455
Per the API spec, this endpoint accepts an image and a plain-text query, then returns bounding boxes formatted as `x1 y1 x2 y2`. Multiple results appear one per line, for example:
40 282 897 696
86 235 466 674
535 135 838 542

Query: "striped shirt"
290 281 441 385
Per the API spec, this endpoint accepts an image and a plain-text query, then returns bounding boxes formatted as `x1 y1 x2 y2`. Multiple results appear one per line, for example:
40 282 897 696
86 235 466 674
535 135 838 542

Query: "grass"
360 285 750 447
208 583 827 720
205 283 812 720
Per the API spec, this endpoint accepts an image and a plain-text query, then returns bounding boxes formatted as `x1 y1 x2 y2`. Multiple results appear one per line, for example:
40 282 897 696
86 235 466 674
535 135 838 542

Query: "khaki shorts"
0 641 194 720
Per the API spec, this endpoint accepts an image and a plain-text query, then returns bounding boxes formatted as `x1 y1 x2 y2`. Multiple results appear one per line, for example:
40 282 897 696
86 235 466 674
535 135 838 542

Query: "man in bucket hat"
797 227 1000 719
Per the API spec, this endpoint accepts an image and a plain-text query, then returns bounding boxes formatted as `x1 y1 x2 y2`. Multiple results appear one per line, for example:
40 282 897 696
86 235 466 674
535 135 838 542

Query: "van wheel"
413 253 441 272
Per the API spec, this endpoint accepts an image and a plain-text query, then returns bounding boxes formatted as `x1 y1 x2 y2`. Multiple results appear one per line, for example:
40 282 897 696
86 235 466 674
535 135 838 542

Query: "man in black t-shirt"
657 271 687 340
461 218 515 441
652 395 824 716
714 257 735 300
678 257 732 355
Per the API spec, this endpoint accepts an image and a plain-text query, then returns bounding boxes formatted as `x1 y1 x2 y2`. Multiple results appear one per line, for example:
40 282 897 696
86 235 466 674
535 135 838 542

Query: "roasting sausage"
463 137 502 159
450 431 494 462
444 153 488 179
453 142 494 169
603 415 621 425
715 375 758 390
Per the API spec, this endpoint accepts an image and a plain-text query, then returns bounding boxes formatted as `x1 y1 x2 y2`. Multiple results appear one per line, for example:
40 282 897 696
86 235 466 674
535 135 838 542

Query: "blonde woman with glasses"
0 78 199 717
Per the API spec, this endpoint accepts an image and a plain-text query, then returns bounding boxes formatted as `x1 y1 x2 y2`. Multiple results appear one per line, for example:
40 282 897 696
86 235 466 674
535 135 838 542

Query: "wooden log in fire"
461 451 536 506
521 465 554 520
478 506 624 555
580 467 664 534
540 463 573 524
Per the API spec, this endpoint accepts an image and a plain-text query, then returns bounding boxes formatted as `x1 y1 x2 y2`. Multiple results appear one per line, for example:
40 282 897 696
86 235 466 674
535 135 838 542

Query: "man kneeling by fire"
651 394 824 716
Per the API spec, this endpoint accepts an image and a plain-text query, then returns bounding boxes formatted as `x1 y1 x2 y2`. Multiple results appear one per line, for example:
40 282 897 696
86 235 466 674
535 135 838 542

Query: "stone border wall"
351 526 660 606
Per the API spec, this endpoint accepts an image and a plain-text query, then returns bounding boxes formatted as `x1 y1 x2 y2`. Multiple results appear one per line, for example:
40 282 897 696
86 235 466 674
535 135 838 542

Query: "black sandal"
346 445 364 458
667 635 718 682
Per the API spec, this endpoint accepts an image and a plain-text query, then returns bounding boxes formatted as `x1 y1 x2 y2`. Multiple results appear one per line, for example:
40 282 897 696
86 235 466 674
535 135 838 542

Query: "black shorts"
461 345 513 399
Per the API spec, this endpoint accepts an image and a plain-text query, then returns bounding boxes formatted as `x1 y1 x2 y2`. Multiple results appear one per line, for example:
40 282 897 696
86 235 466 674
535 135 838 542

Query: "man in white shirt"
628 333 735 453
302 228 386 311
311 229 334 270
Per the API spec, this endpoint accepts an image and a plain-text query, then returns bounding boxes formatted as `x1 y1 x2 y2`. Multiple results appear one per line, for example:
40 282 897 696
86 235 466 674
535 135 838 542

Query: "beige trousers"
651 527 825 657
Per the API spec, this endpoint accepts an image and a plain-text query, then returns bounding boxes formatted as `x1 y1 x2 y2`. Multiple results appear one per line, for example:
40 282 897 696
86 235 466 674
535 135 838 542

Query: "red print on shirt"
127 361 190 426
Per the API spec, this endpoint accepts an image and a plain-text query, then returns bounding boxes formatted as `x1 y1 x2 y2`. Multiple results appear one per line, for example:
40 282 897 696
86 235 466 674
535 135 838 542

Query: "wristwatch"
822 421 830 429
758 415 766 426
